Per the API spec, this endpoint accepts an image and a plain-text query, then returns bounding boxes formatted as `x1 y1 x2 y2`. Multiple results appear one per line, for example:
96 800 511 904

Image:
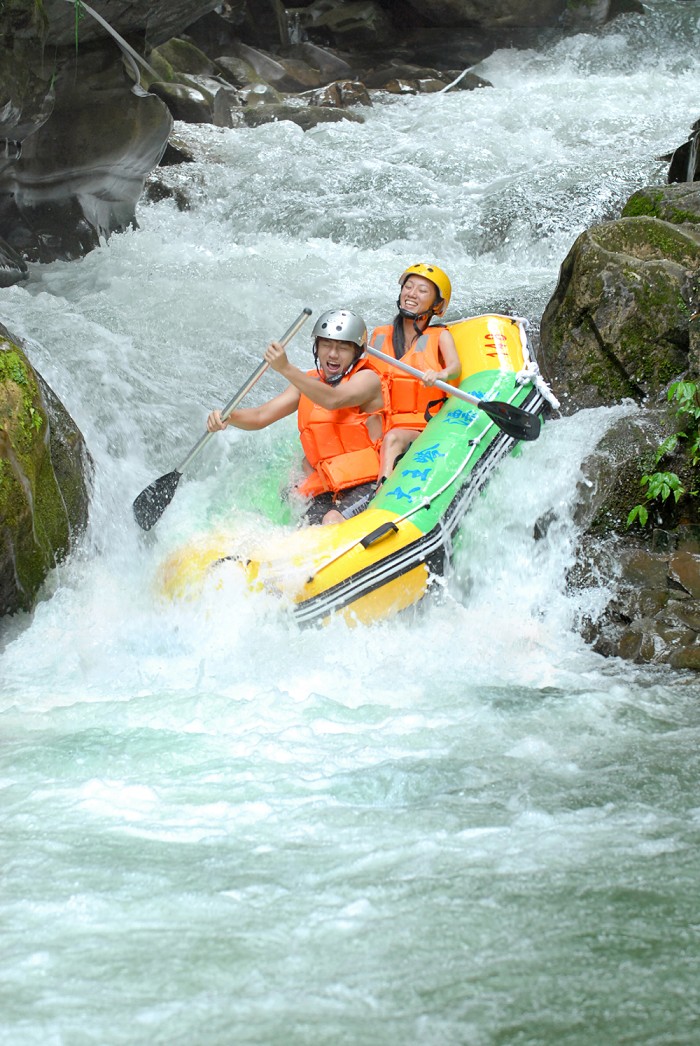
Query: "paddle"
133 308 313 530
366 345 541 442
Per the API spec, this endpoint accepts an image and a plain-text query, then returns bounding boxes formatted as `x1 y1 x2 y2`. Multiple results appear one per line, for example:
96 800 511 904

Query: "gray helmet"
312 309 367 351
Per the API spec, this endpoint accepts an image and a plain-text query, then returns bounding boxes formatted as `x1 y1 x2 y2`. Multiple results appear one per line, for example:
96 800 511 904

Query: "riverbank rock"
0 325 92 616
575 530 700 671
539 193 700 668
539 216 700 413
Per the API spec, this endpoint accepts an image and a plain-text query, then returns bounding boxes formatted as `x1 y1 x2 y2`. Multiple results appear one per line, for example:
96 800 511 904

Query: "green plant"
627 380 700 527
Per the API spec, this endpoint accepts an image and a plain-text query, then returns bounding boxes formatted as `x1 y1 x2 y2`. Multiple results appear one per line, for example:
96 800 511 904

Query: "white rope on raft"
515 360 561 410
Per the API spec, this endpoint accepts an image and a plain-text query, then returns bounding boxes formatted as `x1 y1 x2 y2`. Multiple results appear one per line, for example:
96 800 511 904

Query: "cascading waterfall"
1 4 700 1043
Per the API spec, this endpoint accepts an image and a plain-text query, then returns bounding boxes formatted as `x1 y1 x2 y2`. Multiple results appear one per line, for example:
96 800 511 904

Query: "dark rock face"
6 0 221 49
1 50 172 262
0 0 647 267
401 0 565 29
0 237 28 287
667 118 700 184
0 324 92 616
399 0 642 30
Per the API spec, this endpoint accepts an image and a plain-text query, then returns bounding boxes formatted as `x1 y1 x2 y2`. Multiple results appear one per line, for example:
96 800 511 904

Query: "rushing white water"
2 3 700 1043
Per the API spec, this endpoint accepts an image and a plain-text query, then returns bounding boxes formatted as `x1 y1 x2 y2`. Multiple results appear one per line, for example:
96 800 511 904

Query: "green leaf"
644 470 684 502
653 432 680 463
627 504 648 527
670 380 700 420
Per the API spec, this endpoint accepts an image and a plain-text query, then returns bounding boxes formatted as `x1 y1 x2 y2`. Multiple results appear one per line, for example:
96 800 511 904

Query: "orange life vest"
297 359 382 498
369 324 453 431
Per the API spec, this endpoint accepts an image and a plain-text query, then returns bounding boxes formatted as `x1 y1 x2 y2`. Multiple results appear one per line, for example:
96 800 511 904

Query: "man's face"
316 338 357 382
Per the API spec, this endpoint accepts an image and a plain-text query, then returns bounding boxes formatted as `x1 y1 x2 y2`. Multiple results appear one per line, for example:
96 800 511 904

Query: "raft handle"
360 521 399 549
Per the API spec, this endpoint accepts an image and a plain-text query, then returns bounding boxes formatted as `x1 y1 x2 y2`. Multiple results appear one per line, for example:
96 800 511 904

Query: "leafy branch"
627 380 700 528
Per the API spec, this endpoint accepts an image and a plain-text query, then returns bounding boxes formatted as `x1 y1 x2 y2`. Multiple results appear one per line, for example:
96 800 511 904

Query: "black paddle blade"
132 470 182 530
478 399 541 441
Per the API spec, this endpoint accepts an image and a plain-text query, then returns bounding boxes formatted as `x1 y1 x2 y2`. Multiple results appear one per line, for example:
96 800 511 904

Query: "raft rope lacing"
515 360 560 410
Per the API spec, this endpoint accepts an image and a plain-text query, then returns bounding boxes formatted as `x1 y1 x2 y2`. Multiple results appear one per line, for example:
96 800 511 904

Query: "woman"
207 309 384 525
369 263 461 484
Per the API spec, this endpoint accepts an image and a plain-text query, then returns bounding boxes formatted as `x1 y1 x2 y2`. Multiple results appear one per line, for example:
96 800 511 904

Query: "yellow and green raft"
158 314 547 625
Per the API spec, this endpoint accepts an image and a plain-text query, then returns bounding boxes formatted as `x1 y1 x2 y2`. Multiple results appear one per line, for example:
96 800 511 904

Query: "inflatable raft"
158 314 550 626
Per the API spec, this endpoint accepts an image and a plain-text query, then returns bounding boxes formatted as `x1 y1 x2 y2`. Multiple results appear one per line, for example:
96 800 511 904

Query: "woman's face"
316 337 357 382
400 275 438 314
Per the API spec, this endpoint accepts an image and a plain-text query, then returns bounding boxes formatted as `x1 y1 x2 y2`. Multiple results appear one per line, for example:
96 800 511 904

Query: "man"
207 309 384 525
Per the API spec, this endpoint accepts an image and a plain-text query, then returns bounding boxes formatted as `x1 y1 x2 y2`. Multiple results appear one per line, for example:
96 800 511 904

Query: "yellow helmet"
399 263 452 317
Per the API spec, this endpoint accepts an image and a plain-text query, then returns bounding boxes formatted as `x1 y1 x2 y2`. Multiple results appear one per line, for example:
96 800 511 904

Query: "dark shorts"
303 482 375 526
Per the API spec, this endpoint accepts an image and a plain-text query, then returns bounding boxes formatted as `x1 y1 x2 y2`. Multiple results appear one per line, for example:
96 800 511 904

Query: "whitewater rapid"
2 4 700 1043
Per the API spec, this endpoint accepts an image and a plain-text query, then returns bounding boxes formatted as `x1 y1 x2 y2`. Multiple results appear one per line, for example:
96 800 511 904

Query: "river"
2 2 700 1043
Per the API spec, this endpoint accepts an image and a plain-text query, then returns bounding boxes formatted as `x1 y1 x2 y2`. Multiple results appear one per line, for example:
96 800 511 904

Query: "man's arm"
207 384 300 432
266 343 382 411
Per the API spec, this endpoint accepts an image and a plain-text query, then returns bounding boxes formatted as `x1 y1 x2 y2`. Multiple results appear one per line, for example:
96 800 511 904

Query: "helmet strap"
396 296 440 324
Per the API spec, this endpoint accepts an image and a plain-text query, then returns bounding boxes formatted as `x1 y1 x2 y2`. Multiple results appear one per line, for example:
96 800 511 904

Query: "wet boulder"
149 37 221 79
301 80 372 109
539 217 700 413
360 63 490 92
0 1 224 264
0 325 92 617
0 45 56 147
150 76 240 126
292 42 354 83
622 182 700 226
149 81 217 125
228 41 325 92
186 0 290 52
243 103 364 130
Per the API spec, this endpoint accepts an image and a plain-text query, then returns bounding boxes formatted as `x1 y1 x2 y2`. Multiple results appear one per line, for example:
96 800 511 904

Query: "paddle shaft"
367 344 486 408
176 308 312 473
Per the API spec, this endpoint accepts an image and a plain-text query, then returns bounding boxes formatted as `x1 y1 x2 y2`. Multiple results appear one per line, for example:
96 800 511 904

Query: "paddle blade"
132 470 182 530
478 400 541 441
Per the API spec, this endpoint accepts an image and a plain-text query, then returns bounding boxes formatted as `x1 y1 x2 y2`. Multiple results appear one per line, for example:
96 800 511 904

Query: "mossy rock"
0 326 92 615
623 183 700 226
148 38 219 80
539 216 700 411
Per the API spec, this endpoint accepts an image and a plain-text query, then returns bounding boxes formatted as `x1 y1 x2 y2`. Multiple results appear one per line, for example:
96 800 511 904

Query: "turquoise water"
2 3 700 1042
